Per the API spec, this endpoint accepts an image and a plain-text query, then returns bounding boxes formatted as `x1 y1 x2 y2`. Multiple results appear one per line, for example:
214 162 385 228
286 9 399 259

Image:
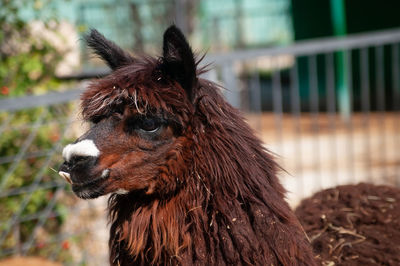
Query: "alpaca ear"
161 25 197 100
86 29 135 70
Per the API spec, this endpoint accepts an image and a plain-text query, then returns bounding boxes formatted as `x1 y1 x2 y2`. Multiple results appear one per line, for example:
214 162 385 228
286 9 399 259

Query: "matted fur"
69 26 317 265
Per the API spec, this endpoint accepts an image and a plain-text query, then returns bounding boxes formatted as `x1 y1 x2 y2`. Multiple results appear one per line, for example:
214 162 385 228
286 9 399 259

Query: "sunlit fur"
77 26 316 265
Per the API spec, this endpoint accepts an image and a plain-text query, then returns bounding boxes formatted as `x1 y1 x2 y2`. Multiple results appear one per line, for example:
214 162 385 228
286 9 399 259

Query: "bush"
0 0 75 261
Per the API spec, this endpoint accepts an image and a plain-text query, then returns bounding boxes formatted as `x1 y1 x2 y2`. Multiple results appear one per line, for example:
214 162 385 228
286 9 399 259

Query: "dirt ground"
245 112 400 205
0 257 61 266
295 183 400 266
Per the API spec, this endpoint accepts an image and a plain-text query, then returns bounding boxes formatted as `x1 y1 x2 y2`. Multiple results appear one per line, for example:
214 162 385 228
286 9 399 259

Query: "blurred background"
0 0 399 265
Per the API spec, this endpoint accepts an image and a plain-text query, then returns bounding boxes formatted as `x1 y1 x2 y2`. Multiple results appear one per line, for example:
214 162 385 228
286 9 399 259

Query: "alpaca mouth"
72 178 107 199
58 169 111 199
72 175 108 199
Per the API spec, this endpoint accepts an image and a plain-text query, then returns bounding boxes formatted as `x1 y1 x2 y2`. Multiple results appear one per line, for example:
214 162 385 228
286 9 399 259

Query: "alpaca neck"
108 173 316 265
108 189 198 265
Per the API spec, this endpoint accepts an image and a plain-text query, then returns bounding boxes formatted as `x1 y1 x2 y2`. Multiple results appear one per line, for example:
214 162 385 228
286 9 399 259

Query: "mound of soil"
295 183 400 265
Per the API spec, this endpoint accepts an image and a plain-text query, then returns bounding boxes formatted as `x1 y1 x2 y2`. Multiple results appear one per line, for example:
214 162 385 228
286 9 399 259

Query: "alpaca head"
58 26 317 265
59 26 199 199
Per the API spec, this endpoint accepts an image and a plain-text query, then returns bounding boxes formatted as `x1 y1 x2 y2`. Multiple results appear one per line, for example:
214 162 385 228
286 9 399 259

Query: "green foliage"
0 0 64 97
0 0 75 262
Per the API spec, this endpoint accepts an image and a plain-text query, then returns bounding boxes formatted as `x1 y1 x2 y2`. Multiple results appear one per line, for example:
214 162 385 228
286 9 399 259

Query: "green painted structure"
330 0 349 119
291 0 400 113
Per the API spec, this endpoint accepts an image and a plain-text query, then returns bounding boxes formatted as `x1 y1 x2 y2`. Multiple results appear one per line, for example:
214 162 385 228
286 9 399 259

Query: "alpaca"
59 26 316 265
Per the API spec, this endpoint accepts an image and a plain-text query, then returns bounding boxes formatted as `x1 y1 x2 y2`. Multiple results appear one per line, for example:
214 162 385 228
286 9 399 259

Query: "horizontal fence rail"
1 28 400 264
204 27 400 63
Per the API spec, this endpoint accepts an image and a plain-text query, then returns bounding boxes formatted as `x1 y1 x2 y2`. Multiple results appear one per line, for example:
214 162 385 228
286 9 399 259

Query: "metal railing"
1 28 399 264
204 28 400 203
0 87 108 265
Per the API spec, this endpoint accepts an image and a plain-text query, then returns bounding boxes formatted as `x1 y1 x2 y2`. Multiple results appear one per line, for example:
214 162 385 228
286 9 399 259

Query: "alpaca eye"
138 118 161 133
113 105 125 118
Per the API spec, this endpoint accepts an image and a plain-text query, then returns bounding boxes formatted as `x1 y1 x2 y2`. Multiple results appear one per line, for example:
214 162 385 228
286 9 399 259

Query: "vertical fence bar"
345 50 354 182
360 47 372 182
376 45 387 181
325 52 338 184
272 62 283 155
250 70 262 132
391 44 400 185
174 0 188 35
222 63 241 109
392 44 400 111
376 46 386 111
290 59 304 197
308 55 321 188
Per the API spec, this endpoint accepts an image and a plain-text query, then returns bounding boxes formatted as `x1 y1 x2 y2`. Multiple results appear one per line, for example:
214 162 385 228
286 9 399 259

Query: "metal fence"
1 28 399 264
0 86 109 265
204 28 400 203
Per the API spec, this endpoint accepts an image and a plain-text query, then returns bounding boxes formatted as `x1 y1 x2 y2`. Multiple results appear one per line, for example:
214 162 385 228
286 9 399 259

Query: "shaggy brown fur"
60 26 316 265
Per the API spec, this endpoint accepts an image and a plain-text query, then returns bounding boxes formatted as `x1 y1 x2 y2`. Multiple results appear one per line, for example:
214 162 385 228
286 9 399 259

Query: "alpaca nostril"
59 161 70 173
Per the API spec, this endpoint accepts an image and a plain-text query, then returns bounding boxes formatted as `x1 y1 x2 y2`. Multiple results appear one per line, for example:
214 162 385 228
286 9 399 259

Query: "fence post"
222 63 241 108
330 0 351 121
